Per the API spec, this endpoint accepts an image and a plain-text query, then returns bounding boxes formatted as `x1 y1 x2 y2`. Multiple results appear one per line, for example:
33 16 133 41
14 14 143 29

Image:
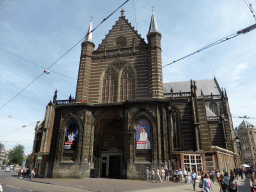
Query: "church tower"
75 20 95 102
147 10 163 98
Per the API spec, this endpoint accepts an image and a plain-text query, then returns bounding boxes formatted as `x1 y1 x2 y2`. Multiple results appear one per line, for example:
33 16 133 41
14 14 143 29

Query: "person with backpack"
228 175 238 192
223 172 230 192
203 173 212 192
219 175 227 192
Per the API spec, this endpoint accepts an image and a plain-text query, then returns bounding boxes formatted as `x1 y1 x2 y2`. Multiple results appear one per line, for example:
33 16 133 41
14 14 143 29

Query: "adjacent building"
0 142 6 161
237 120 256 167
31 9 240 179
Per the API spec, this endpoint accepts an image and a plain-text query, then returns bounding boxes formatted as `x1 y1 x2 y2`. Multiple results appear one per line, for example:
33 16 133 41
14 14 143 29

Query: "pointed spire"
148 8 160 34
84 18 94 43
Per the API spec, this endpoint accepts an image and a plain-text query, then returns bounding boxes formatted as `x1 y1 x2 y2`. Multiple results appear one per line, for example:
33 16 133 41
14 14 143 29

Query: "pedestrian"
216 170 220 182
191 169 197 191
161 167 165 182
200 171 204 192
219 175 227 192
178 169 183 183
203 173 212 192
250 174 256 192
223 172 230 192
184 168 188 183
240 169 243 180
30 168 35 179
0 183 3 192
165 168 170 182
146 167 150 181
152 168 155 182
209 170 214 185
228 175 238 192
157 168 162 183
20 168 24 179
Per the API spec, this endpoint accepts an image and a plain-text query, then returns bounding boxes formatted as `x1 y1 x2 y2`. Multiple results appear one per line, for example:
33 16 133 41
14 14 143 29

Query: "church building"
31 9 240 179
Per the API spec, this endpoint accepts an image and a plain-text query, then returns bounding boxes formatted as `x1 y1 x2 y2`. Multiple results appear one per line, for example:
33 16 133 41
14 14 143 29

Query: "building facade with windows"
237 120 256 167
31 10 240 179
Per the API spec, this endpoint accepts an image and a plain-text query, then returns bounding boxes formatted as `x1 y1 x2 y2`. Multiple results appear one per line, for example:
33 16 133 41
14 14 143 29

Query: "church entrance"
101 148 122 178
94 110 124 178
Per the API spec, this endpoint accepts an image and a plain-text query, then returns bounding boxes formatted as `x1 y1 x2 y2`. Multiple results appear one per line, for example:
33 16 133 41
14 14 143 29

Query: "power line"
162 23 256 68
0 77 49 103
0 47 76 80
0 0 130 111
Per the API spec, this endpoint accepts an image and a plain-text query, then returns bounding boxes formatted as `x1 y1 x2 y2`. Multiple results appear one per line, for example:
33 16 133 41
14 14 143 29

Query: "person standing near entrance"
146 167 150 181
161 167 165 182
152 168 155 182
191 169 197 191
184 169 188 183
157 168 162 183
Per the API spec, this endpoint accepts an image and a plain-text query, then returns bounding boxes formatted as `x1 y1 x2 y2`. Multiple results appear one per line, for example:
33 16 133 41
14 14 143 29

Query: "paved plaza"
0 172 251 191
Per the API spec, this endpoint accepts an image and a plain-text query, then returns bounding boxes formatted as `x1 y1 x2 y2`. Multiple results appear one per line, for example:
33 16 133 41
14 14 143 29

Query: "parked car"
5 167 10 172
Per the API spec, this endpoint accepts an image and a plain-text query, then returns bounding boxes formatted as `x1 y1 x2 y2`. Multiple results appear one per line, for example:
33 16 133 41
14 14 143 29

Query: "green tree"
8 144 25 166
2 159 7 165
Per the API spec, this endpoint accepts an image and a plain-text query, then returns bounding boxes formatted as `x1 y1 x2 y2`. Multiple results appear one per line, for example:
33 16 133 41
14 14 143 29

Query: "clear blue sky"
1 0 256 154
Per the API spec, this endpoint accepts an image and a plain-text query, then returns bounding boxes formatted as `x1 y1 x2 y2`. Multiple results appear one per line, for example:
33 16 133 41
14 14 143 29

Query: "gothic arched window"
102 67 118 103
170 108 181 149
120 65 135 102
209 102 218 115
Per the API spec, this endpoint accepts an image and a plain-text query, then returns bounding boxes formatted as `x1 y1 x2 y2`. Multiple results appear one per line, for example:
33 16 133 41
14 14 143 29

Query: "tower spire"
84 18 94 43
148 8 160 34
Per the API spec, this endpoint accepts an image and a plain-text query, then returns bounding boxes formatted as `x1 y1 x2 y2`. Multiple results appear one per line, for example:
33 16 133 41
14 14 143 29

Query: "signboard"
64 122 78 150
37 156 42 160
136 119 151 149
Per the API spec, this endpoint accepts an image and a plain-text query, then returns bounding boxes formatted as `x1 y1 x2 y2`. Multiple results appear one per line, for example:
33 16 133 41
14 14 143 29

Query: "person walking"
223 172 230 192
161 167 165 183
146 167 150 181
219 175 227 192
203 173 212 192
228 175 238 192
191 169 197 191
30 168 35 179
178 169 183 183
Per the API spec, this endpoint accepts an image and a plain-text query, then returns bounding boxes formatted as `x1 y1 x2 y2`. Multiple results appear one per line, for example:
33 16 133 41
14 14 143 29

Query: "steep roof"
96 13 147 52
84 21 94 43
163 79 221 95
148 12 160 34
238 120 255 129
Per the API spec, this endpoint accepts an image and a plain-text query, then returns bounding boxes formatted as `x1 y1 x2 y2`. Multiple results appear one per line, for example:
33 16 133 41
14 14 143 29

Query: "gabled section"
96 12 147 52
238 120 255 129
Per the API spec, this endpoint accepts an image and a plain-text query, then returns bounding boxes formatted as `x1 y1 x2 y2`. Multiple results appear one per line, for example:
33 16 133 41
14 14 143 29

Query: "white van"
5 167 10 172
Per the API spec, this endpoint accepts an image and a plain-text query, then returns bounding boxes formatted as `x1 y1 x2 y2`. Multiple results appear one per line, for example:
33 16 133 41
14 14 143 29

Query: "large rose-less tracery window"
120 65 135 102
102 67 118 103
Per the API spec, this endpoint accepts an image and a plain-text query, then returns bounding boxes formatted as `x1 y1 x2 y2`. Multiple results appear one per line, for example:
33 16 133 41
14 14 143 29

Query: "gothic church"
31 10 240 179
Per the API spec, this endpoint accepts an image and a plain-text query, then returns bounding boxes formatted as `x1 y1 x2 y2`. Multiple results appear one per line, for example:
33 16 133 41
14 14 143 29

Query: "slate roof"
238 120 255 129
148 12 160 34
163 79 221 95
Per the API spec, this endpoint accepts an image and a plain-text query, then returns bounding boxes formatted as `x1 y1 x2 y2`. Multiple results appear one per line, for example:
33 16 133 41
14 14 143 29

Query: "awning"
243 164 250 167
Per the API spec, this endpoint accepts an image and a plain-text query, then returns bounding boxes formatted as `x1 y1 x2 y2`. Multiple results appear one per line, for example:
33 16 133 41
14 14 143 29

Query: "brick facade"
31 10 240 179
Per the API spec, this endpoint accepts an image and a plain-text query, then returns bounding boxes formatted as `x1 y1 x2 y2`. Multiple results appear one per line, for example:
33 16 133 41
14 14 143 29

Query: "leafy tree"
8 144 25 166
2 159 7 165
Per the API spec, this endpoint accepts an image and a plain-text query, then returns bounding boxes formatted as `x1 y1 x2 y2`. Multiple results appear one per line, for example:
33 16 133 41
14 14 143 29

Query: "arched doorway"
94 110 124 178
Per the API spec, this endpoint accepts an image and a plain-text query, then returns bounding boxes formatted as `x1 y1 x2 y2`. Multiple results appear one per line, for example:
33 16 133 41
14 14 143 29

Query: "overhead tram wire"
0 0 130 111
162 23 256 68
0 47 76 80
